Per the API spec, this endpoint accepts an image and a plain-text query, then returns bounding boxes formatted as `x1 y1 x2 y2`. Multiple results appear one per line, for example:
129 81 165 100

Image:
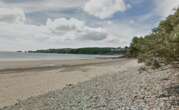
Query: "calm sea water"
0 52 102 61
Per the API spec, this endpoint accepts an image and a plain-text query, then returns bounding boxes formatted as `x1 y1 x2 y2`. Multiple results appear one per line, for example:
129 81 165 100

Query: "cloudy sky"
0 0 179 51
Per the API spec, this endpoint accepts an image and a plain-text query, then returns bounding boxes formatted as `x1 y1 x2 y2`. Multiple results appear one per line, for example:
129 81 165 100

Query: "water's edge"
0 52 120 61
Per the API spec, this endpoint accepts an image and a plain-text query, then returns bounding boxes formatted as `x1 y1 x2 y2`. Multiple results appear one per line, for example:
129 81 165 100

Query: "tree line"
128 9 179 68
29 47 127 55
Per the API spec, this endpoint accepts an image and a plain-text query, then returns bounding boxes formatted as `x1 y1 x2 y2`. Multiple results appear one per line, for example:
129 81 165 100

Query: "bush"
128 9 179 66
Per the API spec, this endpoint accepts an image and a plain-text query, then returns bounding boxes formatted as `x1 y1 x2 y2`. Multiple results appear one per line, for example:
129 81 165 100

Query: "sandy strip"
0 58 132 108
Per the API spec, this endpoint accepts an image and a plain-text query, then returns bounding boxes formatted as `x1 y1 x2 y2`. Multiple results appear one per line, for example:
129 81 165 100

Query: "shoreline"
0 58 123 73
0 58 178 109
0 51 123 62
0 58 129 108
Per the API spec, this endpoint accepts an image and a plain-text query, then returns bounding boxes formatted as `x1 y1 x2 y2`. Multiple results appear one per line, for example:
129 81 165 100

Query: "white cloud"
0 8 26 23
0 1 154 51
154 0 179 18
0 8 149 50
0 8 109 50
84 0 127 19
0 0 85 13
78 29 107 41
101 20 150 47
47 18 85 33
46 18 108 41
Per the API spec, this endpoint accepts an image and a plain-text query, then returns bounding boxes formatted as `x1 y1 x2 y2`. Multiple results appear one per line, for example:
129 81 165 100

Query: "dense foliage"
128 9 179 68
29 47 127 55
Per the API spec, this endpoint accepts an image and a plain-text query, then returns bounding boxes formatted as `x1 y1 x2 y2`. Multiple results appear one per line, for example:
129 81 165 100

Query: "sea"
0 52 108 61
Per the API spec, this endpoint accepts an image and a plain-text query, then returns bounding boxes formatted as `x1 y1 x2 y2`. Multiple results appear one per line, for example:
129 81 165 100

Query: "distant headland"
28 47 128 55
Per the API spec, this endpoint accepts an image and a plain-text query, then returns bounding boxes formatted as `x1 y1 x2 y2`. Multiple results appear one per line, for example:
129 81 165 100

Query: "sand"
1 58 178 110
0 58 132 108
1 58 178 109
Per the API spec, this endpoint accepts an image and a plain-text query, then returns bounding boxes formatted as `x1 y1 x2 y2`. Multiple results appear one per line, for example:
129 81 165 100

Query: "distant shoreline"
28 47 127 55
